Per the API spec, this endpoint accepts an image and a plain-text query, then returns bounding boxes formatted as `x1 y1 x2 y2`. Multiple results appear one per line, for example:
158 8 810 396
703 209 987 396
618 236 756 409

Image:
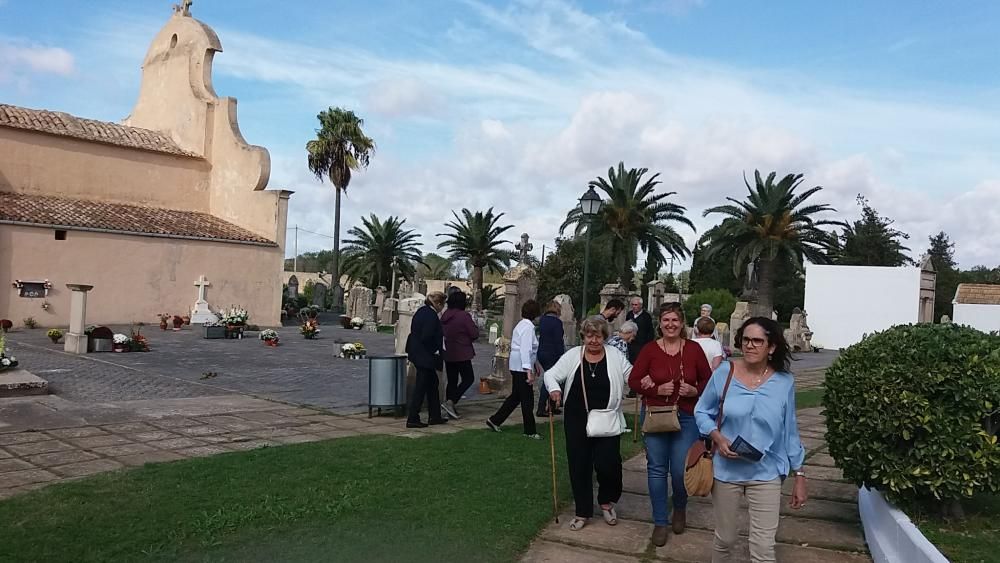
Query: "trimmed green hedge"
682 289 737 326
825 324 1000 507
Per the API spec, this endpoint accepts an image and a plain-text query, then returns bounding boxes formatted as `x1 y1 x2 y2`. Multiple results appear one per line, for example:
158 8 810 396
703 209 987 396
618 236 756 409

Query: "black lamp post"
579 187 603 320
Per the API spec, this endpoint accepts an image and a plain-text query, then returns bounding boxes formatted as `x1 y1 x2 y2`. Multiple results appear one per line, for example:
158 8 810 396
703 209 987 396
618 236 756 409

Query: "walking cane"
632 395 640 443
547 398 559 524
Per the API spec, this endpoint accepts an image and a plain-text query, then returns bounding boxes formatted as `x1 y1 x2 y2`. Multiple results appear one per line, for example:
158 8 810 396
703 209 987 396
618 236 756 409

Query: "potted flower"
350 317 364 330
221 306 250 339
353 342 367 359
0 334 18 372
181 315 191 326
157 313 171 331
112 333 131 352
260 329 280 346
300 323 320 339
0 319 12 333
340 315 352 329
341 342 356 359
47 328 63 344
172 315 184 331
129 333 150 352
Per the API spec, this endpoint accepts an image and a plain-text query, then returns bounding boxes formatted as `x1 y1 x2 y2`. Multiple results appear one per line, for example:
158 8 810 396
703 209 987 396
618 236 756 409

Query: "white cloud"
365 77 443 118
0 38 75 83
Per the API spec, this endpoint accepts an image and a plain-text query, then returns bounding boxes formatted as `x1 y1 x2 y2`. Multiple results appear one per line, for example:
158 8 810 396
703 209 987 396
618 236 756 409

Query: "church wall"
0 225 283 328
0 128 210 211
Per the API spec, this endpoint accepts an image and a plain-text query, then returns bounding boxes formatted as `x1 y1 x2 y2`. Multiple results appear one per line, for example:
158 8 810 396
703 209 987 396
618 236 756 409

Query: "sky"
2 0 999 271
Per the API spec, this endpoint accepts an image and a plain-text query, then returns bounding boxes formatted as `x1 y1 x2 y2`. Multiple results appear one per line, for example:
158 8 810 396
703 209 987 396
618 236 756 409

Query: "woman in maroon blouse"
628 302 712 547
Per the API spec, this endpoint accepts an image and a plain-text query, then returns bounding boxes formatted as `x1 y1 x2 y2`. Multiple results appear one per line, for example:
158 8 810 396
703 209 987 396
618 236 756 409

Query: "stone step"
0 369 49 398
612 492 867 551
520 539 640 562
651 527 871 562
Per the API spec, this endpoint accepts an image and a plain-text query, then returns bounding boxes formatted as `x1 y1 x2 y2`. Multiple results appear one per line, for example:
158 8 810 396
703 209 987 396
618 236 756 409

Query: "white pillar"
64 284 94 354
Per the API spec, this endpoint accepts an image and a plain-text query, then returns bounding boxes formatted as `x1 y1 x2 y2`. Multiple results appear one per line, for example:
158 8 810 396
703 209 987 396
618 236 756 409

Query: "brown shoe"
672 509 686 534
652 525 669 547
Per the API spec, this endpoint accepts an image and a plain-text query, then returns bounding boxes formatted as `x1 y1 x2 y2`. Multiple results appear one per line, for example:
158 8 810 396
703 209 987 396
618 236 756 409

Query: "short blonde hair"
580 316 610 340
426 291 446 308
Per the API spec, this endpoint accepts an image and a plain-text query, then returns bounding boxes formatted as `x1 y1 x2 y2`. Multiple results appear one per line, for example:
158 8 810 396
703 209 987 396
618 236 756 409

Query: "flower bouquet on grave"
341 342 357 359
350 316 364 330
129 327 150 352
0 334 19 372
112 333 131 352
352 342 367 359
221 306 250 339
171 315 184 331
300 323 320 339
157 313 171 331
260 329 280 346
47 328 64 343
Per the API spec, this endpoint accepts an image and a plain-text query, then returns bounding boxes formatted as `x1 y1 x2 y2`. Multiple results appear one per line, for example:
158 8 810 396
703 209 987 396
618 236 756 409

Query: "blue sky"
2 0 999 268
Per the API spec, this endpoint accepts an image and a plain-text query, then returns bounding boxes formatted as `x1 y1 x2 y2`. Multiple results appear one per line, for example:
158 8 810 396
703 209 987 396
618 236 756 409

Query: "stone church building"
0 5 290 327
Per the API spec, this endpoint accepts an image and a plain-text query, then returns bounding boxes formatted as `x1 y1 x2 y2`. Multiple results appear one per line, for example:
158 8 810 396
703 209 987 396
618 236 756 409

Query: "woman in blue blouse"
694 317 807 563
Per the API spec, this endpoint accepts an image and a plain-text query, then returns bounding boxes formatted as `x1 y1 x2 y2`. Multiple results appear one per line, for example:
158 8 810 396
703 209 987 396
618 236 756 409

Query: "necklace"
748 362 770 388
585 358 600 377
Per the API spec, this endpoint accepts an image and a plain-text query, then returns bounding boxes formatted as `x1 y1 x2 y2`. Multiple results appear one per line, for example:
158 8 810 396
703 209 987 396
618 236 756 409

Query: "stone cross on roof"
173 0 192 16
516 233 533 265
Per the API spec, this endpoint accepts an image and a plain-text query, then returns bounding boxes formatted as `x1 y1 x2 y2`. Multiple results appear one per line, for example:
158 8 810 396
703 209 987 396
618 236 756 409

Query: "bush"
825 324 1000 509
682 289 737 326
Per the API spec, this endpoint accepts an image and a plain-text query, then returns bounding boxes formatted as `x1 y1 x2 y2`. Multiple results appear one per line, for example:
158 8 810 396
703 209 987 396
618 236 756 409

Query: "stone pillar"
488 264 537 395
381 298 398 326
64 284 93 354
647 280 665 314
729 301 750 350
554 294 576 346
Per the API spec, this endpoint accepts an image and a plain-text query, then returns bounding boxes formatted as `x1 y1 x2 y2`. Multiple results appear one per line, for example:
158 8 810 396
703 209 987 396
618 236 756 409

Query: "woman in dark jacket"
405 291 448 429
535 300 566 417
441 291 479 419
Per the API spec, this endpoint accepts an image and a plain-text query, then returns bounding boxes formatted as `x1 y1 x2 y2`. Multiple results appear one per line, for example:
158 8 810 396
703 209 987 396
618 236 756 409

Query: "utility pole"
292 225 299 272
541 244 546 268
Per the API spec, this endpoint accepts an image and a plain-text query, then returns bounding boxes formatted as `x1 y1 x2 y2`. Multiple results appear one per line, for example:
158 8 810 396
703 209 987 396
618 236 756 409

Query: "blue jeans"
643 412 699 526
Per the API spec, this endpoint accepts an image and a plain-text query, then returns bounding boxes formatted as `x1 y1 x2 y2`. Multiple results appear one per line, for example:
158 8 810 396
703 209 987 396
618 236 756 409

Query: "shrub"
825 323 1000 511
23 317 37 329
682 289 737 325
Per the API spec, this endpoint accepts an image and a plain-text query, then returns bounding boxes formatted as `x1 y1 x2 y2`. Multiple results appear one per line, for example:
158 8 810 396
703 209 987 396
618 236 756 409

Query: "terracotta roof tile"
0 103 199 158
0 192 275 246
954 284 1000 306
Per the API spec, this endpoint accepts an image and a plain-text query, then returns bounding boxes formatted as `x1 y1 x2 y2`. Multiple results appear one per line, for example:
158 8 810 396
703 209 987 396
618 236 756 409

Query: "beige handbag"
641 348 684 434
684 362 736 497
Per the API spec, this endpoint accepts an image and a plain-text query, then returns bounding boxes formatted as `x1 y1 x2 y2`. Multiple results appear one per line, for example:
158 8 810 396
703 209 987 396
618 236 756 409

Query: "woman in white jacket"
544 316 631 531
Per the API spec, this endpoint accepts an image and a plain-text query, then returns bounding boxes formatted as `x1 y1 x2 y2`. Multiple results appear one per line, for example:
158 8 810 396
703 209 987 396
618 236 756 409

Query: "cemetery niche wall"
0 5 289 327
804 261 935 350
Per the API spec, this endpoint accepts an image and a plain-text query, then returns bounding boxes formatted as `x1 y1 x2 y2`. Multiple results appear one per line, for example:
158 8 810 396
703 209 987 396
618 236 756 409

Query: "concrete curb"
858 487 949 563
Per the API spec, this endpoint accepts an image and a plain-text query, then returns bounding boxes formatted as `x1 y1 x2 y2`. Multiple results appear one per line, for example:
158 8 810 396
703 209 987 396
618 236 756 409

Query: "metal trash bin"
368 355 407 418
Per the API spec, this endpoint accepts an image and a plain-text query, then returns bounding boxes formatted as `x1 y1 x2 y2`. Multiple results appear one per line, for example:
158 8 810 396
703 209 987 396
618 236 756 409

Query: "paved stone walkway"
521 407 870 562
0 395 504 500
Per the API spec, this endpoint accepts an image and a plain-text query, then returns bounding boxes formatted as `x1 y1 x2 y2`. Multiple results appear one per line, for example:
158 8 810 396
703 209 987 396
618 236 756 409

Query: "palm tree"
419 253 456 280
561 162 694 290
306 107 376 312
701 170 845 317
438 208 515 312
340 215 423 290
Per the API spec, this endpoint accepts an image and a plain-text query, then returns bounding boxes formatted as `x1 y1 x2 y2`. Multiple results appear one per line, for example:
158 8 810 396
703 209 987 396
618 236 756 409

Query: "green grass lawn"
795 387 825 410
0 423 642 563
915 494 1000 563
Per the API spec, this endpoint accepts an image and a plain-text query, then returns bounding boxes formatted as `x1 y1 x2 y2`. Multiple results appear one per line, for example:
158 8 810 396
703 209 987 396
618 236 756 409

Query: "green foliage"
341 214 423 289
833 195 914 267
284 250 341 273
701 170 844 316
825 324 1000 507
561 162 694 290
306 108 376 191
438 207 514 312
537 236 616 319
682 289 737 326
928 231 959 321
480 285 504 314
419 253 458 280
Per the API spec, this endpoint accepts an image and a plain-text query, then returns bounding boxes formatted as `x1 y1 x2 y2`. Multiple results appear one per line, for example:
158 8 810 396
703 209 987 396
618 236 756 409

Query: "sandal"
601 505 618 526
569 517 588 531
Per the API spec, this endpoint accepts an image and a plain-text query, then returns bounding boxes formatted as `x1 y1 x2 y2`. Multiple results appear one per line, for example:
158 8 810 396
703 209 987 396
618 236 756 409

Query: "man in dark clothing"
405 291 448 428
625 296 654 364
599 298 626 323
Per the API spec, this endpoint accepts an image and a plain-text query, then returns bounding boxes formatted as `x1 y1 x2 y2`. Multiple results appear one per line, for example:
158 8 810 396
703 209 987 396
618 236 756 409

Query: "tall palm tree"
341 215 423 290
419 253 456 280
701 170 845 317
306 107 376 312
438 208 515 312
561 162 694 290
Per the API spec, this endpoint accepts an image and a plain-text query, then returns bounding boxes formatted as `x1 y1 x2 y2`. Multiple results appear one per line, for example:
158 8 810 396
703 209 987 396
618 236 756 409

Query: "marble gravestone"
190 275 219 324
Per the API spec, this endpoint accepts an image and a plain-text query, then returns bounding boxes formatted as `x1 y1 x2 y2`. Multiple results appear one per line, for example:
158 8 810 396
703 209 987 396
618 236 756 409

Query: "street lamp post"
578 187 603 321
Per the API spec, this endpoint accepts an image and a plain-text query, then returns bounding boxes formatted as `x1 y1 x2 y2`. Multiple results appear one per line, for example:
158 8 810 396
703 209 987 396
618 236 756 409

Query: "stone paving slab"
540 513 651 555
521 540 641 563
651 528 871 562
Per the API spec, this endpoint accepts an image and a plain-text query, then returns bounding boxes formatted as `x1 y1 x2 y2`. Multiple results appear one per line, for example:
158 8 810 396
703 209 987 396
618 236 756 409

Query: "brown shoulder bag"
683 362 735 497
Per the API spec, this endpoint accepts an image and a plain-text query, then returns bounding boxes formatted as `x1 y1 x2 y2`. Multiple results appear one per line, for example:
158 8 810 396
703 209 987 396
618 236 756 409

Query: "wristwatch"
793 469 806 478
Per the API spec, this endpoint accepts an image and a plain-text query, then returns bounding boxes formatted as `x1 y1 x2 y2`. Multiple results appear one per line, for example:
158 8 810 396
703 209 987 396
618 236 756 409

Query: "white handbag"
579 352 625 438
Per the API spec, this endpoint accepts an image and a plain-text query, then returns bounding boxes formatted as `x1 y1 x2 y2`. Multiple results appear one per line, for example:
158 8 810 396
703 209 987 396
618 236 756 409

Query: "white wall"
805 265 921 350
954 303 1000 333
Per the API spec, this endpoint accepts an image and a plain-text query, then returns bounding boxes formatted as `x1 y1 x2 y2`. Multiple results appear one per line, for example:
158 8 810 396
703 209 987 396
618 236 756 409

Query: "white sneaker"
442 400 460 419
525 433 542 440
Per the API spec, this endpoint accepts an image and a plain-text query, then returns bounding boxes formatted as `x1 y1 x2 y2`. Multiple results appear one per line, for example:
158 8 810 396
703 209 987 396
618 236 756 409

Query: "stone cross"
193 275 211 303
516 233 533 265
174 0 193 16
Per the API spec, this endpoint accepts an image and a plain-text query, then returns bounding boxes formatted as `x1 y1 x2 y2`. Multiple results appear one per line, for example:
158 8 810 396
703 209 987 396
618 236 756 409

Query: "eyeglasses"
741 336 768 349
